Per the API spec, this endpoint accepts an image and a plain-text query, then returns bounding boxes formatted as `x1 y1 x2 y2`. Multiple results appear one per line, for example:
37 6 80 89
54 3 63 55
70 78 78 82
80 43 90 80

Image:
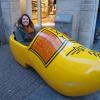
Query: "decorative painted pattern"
30 29 67 67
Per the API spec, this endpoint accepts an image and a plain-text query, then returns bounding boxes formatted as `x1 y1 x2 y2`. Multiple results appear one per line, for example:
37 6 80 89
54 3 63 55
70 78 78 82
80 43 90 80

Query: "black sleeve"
14 28 25 44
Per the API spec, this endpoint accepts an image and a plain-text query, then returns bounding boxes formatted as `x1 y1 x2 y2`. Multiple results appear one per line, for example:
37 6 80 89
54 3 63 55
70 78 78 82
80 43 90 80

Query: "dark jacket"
14 25 36 45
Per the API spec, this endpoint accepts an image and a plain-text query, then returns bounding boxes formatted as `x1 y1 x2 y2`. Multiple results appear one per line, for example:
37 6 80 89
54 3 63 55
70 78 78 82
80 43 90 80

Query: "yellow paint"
9 27 100 96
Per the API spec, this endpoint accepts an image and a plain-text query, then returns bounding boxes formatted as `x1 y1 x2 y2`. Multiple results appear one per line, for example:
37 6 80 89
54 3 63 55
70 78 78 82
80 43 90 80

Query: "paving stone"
0 45 100 100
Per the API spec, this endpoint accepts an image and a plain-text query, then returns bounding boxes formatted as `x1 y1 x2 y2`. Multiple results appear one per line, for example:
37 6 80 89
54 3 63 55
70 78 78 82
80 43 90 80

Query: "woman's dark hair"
18 13 34 28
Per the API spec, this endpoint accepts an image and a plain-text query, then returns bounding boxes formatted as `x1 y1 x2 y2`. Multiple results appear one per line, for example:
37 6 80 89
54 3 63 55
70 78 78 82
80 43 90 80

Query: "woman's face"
22 15 29 26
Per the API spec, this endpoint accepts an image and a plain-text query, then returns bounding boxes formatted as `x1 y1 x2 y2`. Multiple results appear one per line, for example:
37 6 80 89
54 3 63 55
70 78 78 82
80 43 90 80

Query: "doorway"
32 0 56 27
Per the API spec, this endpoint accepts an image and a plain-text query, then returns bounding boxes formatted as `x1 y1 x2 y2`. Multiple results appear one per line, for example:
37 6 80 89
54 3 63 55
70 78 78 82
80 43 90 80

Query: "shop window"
32 0 56 24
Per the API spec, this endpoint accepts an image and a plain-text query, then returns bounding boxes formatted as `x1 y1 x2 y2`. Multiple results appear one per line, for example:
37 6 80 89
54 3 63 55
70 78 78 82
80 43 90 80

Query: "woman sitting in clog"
14 13 36 45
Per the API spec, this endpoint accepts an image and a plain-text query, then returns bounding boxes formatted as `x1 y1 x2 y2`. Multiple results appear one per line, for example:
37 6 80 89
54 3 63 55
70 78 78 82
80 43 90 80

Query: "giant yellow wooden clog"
9 27 100 96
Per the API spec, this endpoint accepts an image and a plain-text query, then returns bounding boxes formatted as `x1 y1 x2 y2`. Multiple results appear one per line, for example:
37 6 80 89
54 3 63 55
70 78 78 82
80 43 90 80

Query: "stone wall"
78 0 99 48
0 0 21 42
56 0 99 48
56 0 81 40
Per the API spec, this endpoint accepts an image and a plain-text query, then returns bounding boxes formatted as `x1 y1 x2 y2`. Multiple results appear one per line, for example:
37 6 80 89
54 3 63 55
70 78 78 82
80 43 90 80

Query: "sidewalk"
0 41 100 100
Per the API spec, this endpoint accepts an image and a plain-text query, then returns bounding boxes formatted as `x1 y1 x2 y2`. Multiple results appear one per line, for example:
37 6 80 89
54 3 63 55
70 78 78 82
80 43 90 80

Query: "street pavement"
0 41 100 100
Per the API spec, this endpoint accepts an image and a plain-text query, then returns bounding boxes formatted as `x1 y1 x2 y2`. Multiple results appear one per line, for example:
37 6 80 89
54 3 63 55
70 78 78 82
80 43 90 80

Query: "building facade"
0 0 99 48
57 0 99 48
